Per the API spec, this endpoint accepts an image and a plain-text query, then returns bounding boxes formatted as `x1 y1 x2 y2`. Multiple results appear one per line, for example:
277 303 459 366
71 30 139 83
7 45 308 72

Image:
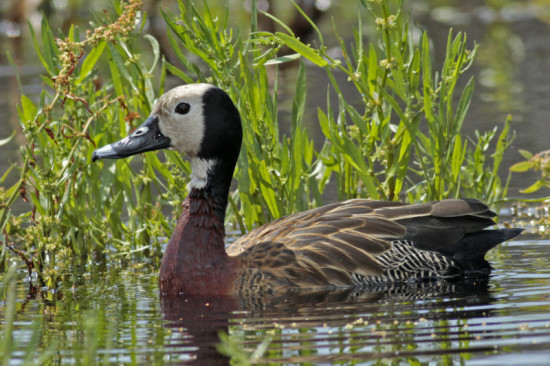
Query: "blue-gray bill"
92 115 171 162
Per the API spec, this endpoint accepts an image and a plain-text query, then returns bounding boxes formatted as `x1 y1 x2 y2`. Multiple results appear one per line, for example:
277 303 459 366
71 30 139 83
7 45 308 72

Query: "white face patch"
188 157 217 190
153 83 214 156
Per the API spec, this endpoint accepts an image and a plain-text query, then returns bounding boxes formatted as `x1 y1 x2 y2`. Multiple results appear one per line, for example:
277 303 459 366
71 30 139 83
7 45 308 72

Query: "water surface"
2 238 549 364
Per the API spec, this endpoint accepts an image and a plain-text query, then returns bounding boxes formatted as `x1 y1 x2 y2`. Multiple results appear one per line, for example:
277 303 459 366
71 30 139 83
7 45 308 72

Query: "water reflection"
159 277 497 364
161 296 236 365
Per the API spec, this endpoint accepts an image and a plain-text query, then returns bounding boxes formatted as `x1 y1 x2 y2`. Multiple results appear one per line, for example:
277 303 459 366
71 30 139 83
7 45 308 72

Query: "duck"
92 83 523 297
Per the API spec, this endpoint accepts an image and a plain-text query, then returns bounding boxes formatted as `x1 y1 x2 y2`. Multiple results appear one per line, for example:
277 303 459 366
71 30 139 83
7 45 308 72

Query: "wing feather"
228 198 498 290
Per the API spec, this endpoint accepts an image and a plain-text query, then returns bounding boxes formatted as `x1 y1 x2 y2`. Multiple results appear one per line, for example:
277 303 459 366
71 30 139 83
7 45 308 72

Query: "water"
1 0 550 364
2 238 549 364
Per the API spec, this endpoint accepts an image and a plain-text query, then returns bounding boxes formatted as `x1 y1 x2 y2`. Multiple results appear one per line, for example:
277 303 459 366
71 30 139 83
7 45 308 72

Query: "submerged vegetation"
0 0 514 290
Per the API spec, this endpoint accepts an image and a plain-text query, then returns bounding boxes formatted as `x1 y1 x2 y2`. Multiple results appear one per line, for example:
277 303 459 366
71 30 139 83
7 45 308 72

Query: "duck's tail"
439 228 524 273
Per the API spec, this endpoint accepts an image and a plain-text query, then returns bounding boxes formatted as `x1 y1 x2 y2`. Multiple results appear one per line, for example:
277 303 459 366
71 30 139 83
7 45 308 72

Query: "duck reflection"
159 276 495 365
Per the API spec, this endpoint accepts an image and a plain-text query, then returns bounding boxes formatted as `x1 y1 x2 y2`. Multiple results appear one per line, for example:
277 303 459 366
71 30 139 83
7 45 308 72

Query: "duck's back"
227 198 522 294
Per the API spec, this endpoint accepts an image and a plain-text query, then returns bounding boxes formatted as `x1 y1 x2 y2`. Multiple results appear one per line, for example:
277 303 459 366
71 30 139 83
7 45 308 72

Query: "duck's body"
92 83 522 297
158 189 517 297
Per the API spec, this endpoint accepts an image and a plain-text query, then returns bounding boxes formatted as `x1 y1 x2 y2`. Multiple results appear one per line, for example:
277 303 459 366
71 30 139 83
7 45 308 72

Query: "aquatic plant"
510 149 550 197
0 0 513 290
509 149 550 229
254 0 513 203
0 0 174 287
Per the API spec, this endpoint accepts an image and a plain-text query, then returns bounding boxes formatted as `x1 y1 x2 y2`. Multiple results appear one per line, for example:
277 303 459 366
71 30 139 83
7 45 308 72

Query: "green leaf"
292 62 307 131
518 149 533 160
29 190 45 216
451 135 463 179
0 131 15 147
258 161 280 218
144 34 160 74
77 41 106 85
40 15 58 73
164 62 194 84
346 104 370 136
318 108 331 138
275 32 327 67
6 53 22 89
263 53 301 66
509 161 533 173
259 12 295 36
380 87 406 122
21 95 37 123
67 24 76 42
421 32 434 124
390 68 407 100
520 179 544 194
165 29 204 80
108 58 123 97
108 43 133 87
367 44 378 95
28 20 51 74
452 76 474 134
0 162 16 183
492 116 512 177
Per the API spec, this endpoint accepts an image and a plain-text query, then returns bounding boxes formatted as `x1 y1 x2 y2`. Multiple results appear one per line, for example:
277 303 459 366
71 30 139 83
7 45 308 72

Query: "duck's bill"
92 115 171 162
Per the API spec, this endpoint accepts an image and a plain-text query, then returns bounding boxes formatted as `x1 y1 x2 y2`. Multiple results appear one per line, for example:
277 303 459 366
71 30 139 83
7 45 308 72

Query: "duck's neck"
159 158 238 296
187 157 231 222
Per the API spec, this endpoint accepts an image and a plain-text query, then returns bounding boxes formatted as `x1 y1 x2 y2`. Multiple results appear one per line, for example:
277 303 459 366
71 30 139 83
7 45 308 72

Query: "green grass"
0 0 513 290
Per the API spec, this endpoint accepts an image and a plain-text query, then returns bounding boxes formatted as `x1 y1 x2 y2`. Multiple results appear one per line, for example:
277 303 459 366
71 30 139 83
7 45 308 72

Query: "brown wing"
227 198 497 289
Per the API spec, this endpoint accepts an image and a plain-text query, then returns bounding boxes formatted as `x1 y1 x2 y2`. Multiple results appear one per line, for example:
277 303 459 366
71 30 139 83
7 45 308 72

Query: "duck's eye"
175 102 191 115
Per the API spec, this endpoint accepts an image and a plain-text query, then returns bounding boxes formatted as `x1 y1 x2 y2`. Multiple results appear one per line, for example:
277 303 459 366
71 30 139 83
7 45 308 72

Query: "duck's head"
92 83 242 191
